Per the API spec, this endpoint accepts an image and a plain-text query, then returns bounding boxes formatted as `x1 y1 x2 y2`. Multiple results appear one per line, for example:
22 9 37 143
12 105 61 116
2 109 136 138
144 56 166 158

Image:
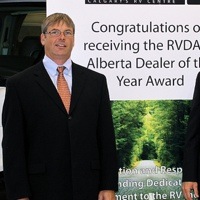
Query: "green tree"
112 101 146 167
112 100 191 168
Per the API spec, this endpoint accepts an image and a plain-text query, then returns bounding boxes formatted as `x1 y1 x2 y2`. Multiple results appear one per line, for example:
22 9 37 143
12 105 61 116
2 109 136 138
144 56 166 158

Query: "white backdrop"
47 1 200 100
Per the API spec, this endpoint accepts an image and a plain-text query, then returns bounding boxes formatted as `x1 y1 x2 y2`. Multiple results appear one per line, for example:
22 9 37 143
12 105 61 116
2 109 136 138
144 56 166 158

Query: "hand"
98 190 116 200
182 182 199 200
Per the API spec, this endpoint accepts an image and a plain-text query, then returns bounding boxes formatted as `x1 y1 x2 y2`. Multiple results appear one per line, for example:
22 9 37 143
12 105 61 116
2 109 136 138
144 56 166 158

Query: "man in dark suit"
2 13 118 200
182 72 200 200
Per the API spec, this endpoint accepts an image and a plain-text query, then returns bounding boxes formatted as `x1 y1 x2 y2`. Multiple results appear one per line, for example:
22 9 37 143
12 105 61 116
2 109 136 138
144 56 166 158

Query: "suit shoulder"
6 62 41 84
73 62 106 79
196 71 200 81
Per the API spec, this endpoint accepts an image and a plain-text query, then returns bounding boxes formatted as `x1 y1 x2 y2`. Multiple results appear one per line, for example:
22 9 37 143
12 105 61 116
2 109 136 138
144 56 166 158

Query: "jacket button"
68 116 72 120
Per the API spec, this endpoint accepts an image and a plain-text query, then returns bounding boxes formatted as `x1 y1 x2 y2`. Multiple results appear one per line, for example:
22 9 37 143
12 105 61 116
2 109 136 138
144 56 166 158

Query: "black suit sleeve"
182 72 200 182
2 79 31 199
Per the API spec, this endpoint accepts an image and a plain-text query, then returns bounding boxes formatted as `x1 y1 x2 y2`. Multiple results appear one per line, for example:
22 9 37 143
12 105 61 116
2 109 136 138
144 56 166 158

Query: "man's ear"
40 33 45 46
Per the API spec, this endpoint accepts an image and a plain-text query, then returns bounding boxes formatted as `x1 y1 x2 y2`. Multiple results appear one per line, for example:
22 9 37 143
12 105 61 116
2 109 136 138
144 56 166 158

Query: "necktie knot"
57 66 65 74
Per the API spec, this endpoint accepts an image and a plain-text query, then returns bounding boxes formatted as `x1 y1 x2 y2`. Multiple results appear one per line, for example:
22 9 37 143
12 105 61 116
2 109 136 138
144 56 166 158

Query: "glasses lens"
64 30 73 36
50 30 60 36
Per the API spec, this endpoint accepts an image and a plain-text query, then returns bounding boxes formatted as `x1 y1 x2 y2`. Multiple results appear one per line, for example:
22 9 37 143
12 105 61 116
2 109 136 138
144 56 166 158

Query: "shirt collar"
43 55 72 77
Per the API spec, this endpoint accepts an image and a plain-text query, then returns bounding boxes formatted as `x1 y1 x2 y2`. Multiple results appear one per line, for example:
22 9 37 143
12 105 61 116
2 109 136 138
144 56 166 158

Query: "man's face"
41 21 74 64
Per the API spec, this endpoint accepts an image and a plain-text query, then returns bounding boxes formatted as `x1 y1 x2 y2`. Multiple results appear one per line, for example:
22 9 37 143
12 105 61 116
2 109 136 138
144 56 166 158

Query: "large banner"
48 1 200 100
48 1 199 199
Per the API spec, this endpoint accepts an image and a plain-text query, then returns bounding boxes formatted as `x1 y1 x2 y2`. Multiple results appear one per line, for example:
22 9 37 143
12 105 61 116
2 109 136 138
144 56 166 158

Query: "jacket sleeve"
97 75 118 191
182 72 200 182
2 78 31 199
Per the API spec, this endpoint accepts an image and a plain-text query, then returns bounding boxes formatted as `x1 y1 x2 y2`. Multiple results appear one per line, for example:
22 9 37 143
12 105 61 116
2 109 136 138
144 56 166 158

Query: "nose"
59 32 66 39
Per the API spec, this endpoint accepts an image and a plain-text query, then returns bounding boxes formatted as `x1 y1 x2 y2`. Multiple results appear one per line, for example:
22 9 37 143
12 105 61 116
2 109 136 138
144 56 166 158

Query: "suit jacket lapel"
33 62 68 115
70 63 86 114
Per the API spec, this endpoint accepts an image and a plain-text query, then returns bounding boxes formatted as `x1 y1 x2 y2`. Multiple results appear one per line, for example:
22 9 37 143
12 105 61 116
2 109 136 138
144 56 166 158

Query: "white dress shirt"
43 55 72 93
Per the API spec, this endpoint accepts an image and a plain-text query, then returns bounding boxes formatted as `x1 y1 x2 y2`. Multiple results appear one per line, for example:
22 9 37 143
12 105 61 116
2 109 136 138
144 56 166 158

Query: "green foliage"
112 101 146 167
112 100 191 168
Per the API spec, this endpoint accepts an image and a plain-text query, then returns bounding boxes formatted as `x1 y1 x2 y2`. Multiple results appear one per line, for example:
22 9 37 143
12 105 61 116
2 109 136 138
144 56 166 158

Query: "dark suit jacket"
182 72 200 186
2 61 118 200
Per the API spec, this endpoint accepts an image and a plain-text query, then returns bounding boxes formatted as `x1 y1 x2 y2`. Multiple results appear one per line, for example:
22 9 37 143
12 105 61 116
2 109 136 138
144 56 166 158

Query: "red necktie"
57 66 71 113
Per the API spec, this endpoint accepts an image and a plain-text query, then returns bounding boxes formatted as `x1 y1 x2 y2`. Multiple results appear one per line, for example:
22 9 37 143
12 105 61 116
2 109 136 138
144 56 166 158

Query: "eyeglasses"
44 29 74 37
